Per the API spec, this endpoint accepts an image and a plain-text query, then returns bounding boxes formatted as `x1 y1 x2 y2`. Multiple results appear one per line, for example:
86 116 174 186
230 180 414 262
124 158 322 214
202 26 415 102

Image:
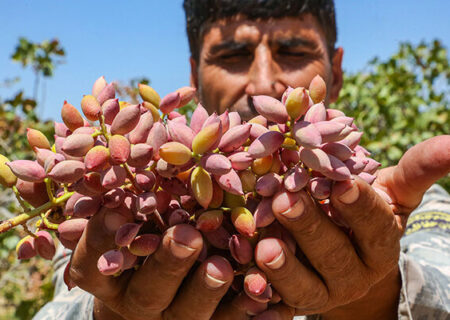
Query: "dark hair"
183 0 337 62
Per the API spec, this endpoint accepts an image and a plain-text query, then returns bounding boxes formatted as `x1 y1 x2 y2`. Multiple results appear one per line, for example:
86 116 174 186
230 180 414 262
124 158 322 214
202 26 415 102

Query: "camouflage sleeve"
295 184 450 320
32 245 95 320
398 184 450 319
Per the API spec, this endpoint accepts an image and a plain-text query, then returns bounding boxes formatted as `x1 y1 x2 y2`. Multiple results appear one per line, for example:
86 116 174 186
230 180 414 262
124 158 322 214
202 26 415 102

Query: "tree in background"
0 38 65 160
11 38 65 116
0 38 64 320
115 77 151 104
335 40 449 189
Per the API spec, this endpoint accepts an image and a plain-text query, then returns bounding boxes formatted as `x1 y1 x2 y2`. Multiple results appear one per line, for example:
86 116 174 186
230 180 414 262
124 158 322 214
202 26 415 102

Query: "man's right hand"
69 207 235 320
69 206 296 320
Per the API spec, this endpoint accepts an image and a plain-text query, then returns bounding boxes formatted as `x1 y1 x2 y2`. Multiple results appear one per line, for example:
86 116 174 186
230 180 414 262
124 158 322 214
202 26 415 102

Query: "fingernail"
337 180 359 204
204 256 232 289
205 273 227 288
169 239 196 259
104 211 127 233
257 238 285 270
253 310 281 320
167 224 203 259
280 198 304 220
265 250 285 270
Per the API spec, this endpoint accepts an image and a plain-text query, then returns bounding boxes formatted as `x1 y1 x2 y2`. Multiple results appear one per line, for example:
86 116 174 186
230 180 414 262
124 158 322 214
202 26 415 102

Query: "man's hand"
254 135 450 319
69 210 234 320
70 206 295 320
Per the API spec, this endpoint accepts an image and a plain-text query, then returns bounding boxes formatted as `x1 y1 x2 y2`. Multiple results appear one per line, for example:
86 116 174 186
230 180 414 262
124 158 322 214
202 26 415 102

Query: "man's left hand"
254 135 450 319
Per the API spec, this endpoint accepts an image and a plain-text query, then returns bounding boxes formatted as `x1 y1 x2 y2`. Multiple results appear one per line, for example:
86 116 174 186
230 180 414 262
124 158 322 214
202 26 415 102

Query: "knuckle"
284 295 303 309
340 286 369 304
68 264 87 288
375 249 400 277
286 287 328 311
315 239 354 276
383 248 401 268
293 214 324 239
372 219 399 248
154 250 193 278
125 285 163 313
331 276 370 306
305 287 329 309
365 222 401 270
351 199 378 226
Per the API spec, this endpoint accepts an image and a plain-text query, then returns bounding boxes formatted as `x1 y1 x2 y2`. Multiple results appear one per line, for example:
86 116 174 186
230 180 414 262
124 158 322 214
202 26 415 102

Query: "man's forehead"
201 14 325 47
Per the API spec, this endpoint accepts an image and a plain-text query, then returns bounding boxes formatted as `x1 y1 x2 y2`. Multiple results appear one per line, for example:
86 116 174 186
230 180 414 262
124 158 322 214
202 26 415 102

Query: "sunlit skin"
72 14 450 320
188 14 449 320
190 14 343 120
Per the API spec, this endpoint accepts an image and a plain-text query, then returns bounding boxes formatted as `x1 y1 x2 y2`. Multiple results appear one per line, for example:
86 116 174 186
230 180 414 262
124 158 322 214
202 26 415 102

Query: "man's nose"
245 45 285 98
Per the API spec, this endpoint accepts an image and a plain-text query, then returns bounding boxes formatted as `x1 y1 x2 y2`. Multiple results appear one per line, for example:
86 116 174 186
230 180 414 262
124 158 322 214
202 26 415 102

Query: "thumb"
382 135 450 212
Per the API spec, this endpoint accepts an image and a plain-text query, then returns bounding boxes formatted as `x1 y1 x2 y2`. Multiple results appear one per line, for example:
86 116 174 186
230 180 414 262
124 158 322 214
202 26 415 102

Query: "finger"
213 292 268 320
70 207 133 301
270 190 365 285
254 238 328 312
212 297 249 320
331 177 400 271
252 302 295 320
123 224 203 315
165 255 234 320
380 135 450 211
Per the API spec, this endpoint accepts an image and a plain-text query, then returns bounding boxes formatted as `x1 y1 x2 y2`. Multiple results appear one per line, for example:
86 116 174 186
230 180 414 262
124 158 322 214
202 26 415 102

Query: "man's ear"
189 57 199 102
329 47 344 103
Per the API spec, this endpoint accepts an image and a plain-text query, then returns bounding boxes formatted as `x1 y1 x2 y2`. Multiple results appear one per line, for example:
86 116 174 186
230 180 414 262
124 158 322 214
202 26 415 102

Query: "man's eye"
219 52 251 60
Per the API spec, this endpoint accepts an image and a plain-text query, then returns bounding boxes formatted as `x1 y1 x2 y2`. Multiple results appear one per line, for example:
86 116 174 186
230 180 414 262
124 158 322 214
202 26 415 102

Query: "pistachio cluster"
0 75 389 310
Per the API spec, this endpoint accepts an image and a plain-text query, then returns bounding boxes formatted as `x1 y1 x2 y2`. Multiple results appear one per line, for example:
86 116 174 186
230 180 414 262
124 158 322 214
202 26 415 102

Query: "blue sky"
1 0 449 121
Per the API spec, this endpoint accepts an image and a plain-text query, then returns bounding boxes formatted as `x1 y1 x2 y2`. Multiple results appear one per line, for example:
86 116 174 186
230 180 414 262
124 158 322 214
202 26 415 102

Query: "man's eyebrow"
209 40 251 55
273 37 318 49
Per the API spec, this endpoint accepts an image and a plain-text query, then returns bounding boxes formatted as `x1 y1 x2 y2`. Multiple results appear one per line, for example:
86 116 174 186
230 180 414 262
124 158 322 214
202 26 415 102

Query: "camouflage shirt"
33 185 450 320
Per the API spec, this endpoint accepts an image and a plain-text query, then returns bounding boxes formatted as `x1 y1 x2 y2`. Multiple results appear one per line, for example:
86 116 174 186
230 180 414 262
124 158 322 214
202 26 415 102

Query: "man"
34 1 450 319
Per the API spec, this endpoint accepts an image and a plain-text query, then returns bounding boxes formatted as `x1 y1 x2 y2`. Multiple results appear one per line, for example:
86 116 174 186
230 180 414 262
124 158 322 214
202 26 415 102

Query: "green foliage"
334 40 450 190
0 88 53 160
0 208 55 320
0 37 65 320
0 38 63 159
177 99 196 120
11 38 65 77
115 77 151 104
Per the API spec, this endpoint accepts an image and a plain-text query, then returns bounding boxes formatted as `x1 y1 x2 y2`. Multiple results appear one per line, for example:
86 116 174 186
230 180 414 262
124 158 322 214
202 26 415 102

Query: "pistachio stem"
12 186 31 212
44 178 55 204
123 163 143 194
191 152 202 163
99 115 110 142
0 191 73 234
91 130 103 138
21 223 37 238
40 209 59 230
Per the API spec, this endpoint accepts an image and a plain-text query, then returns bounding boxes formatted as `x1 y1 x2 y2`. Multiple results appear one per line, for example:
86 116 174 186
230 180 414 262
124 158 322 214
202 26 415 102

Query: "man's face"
190 14 343 120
